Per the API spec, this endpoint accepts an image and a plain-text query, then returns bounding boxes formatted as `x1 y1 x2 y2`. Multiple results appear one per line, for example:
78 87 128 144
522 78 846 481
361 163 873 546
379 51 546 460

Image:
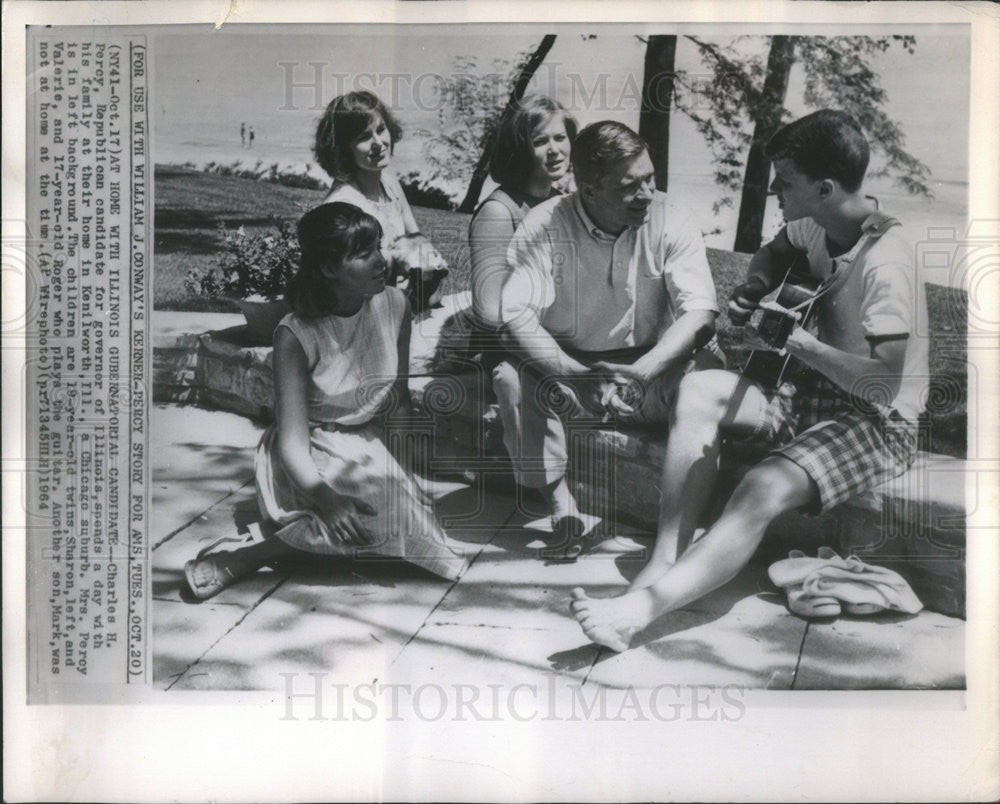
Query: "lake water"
152 27 970 264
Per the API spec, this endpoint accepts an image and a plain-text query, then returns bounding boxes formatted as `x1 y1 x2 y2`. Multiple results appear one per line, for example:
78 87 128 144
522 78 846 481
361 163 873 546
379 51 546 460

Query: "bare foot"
569 587 656 652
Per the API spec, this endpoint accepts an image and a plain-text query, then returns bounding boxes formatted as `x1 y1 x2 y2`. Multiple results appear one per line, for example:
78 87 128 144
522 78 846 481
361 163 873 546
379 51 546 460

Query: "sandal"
786 586 842 618
183 527 265 601
184 553 242 601
542 515 587 562
767 547 858 589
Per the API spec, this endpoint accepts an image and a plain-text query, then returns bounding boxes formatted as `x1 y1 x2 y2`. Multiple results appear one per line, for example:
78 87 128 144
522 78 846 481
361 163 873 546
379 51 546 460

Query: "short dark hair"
489 95 578 189
313 91 403 182
765 109 870 192
288 202 383 317
570 121 648 191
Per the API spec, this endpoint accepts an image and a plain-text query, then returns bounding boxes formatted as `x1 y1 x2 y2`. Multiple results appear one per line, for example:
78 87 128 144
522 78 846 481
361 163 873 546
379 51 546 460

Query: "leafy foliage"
398 169 459 211
184 217 300 301
419 54 526 200
672 35 931 215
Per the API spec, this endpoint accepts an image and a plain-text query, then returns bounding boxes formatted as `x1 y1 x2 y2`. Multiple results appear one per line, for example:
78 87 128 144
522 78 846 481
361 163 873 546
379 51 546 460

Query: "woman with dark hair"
314 91 447 312
468 95 577 328
184 203 467 599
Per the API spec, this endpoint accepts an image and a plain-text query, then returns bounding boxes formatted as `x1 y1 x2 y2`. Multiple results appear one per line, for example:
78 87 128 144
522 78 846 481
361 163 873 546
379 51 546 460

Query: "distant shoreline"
154 143 970 291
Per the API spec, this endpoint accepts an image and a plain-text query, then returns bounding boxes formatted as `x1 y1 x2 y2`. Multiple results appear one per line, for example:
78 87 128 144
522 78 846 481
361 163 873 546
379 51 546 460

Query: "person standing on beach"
248 126 255 149
241 122 246 149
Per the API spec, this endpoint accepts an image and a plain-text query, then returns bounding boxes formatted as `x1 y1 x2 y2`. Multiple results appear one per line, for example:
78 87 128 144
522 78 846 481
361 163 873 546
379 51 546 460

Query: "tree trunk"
639 35 677 192
733 35 795 253
458 34 557 213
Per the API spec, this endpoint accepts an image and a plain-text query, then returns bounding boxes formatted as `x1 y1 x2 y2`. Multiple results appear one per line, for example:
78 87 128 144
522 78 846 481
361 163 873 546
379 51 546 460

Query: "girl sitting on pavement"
184 202 468 599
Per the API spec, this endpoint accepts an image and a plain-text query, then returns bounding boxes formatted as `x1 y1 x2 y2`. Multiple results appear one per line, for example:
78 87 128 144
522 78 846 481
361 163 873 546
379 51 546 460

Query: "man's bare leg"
573 456 816 651
628 371 770 591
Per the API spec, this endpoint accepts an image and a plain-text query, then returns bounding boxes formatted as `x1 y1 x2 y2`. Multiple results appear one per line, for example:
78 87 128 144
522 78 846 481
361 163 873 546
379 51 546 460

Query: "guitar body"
741 254 822 390
740 213 900 391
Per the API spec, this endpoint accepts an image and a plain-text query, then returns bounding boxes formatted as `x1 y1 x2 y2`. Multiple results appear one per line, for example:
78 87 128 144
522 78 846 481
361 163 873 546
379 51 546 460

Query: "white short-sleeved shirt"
500 192 718 352
277 287 406 426
786 212 928 422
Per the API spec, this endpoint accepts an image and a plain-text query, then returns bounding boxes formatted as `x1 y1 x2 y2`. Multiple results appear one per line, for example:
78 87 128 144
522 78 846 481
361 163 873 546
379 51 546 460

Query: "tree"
418 55 515 207
638 35 678 192
733 36 795 254
674 35 931 252
456 35 557 213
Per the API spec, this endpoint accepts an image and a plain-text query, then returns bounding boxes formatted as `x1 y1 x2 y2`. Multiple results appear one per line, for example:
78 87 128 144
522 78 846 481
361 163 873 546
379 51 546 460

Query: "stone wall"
153 296 967 617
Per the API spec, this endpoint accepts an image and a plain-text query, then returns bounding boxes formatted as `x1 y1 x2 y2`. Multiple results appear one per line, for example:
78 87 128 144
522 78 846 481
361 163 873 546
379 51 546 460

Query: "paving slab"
151 403 262 543
152 486 291 688
150 400 968 692
166 487 519 691
389 620 602 688
152 487 286 607
390 519 635 687
793 608 966 689
168 555 469 691
169 598 394 691
577 566 805 690
154 598 278 691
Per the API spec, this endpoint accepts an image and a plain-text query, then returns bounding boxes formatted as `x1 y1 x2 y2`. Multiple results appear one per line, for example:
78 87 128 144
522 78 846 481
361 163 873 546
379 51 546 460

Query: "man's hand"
590 362 647 418
782 320 820 354
728 276 769 326
554 375 610 417
744 300 802 353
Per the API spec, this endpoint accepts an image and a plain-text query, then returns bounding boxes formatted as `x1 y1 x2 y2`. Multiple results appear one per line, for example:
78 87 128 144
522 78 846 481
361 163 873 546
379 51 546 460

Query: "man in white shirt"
497 120 724 559
570 110 927 650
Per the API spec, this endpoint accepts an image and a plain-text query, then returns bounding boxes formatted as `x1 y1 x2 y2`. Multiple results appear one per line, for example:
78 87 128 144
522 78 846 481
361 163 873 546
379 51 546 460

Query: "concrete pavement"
152 403 965 693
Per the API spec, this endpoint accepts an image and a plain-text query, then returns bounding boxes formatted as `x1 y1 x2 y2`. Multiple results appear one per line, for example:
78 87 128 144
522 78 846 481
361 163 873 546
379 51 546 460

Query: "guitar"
740 212 901 390
740 252 821 389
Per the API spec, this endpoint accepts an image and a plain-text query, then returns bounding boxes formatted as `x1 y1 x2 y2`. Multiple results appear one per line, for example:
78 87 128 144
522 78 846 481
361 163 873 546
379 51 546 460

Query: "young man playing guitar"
571 110 929 652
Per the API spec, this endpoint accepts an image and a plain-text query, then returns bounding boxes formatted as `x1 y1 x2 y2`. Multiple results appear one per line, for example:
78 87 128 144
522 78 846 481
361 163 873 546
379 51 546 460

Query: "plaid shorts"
743 372 920 513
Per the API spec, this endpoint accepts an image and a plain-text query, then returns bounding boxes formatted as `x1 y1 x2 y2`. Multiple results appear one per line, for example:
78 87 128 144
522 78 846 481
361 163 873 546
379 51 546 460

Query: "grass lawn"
154 164 475 310
154 165 967 457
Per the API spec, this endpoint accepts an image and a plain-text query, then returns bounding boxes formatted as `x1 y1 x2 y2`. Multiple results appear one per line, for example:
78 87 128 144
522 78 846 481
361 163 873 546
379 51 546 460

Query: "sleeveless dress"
254 287 468 580
468 185 557 328
322 173 448 312
467 186 558 366
322 172 411 253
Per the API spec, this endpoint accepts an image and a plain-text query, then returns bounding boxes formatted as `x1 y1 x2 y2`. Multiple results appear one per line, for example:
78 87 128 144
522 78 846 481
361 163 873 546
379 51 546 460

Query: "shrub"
184 217 300 302
398 170 458 211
